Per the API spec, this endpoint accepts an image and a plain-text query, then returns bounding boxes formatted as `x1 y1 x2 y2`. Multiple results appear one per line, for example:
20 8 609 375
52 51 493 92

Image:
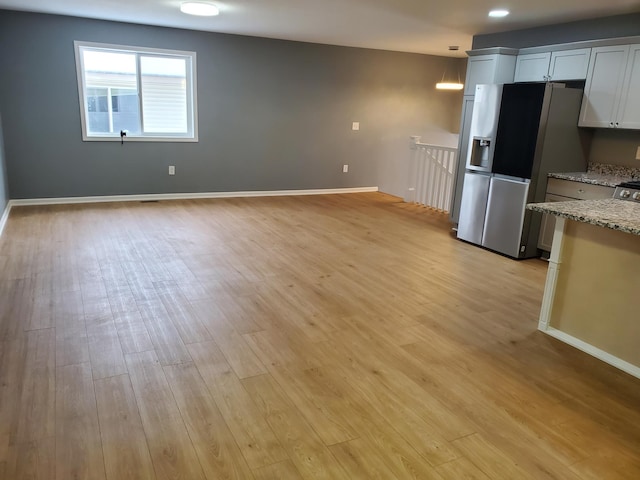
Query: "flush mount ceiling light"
436 46 464 91
489 9 510 18
180 2 219 16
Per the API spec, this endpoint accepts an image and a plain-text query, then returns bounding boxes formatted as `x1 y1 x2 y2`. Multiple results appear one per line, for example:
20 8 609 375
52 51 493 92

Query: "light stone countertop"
548 163 640 188
527 199 640 236
547 171 634 188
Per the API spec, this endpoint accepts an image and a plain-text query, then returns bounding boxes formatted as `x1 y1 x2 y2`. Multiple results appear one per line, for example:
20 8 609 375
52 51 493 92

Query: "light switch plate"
352 122 360 131
169 165 175 175
343 164 349 173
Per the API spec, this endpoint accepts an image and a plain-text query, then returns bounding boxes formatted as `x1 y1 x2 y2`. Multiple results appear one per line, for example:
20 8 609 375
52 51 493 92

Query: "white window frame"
74 41 198 142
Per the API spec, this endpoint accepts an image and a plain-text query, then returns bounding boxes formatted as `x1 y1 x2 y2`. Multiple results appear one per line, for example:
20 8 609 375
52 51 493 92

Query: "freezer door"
457 172 491 245
482 176 530 257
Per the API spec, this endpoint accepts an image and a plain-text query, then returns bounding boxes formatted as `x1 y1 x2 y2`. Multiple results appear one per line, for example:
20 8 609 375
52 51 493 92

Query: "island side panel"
549 220 640 367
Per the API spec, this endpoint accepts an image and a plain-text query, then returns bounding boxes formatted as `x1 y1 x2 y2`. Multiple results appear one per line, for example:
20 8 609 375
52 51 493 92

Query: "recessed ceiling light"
180 2 219 16
488 9 510 18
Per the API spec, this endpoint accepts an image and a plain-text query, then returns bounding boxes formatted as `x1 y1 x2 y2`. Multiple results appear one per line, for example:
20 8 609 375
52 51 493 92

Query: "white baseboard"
543 327 640 380
9 186 379 207
0 201 10 238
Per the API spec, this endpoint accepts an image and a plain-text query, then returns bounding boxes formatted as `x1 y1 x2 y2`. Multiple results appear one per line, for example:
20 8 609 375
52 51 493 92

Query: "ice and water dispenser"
469 137 492 169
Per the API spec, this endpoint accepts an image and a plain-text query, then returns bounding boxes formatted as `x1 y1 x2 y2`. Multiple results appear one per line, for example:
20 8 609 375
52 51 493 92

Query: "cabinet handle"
610 122 615 127
615 122 619 127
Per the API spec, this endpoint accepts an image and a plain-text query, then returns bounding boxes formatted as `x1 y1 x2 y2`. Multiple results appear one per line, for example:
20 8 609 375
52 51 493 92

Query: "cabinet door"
617 44 640 129
549 48 591 80
464 56 498 95
492 54 517 84
514 52 550 82
464 54 516 95
450 96 475 224
578 45 629 128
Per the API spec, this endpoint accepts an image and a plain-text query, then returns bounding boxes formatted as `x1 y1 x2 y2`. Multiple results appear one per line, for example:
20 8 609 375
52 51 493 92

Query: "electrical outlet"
169 165 175 175
352 122 360 131
636 146 640 160
343 164 349 173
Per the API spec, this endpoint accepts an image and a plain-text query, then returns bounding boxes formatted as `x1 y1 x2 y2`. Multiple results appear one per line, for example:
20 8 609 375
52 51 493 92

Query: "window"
74 41 198 142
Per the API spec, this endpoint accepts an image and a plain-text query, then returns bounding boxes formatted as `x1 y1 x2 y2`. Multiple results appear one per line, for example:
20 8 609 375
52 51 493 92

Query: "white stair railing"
405 136 458 212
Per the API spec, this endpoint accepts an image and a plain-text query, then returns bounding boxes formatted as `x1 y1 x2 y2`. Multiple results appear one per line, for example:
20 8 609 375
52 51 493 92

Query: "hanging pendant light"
436 46 464 91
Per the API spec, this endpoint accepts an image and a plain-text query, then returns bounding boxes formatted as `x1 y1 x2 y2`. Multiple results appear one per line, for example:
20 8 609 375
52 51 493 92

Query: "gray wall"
473 12 640 49
0 10 463 199
0 113 8 214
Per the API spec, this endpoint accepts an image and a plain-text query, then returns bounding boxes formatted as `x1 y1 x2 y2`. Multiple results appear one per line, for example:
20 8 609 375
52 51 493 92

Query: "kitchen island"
527 199 640 378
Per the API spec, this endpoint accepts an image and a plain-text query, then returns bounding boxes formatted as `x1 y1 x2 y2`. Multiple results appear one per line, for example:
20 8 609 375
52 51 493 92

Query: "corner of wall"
0 111 10 237
0 200 11 239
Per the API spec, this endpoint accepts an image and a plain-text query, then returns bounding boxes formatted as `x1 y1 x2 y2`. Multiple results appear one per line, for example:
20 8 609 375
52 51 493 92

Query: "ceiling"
0 0 639 56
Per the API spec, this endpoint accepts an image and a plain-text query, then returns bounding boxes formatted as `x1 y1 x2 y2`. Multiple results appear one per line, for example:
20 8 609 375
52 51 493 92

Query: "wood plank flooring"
1 192 639 479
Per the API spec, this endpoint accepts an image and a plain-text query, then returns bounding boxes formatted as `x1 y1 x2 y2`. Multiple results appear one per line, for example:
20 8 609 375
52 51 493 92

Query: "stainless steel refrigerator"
457 82 589 258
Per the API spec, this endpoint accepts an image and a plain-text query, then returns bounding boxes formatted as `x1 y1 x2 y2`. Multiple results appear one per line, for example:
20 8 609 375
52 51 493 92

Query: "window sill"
82 135 199 143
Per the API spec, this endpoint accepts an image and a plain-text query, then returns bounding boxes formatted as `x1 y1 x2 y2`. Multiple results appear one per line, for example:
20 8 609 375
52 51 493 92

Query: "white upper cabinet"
579 44 640 129
464 54 516 95
514 48 591 82
616 45 640 129
549 49 592 80
514 52 551 82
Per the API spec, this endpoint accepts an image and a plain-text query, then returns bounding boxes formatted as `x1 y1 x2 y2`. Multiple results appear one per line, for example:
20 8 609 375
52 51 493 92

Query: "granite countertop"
527 199 640 236
548 163 640 188
547 171 633 187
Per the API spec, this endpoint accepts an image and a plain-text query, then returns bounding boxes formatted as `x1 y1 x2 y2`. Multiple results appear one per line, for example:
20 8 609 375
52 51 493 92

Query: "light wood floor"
1 192 639 480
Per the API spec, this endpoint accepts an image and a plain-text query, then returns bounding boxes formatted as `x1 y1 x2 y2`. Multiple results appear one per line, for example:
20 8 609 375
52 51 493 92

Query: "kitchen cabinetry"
449 96 474 224
578 44 640 129
514 48 591 82
464 52 516 96
538 178 614 251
